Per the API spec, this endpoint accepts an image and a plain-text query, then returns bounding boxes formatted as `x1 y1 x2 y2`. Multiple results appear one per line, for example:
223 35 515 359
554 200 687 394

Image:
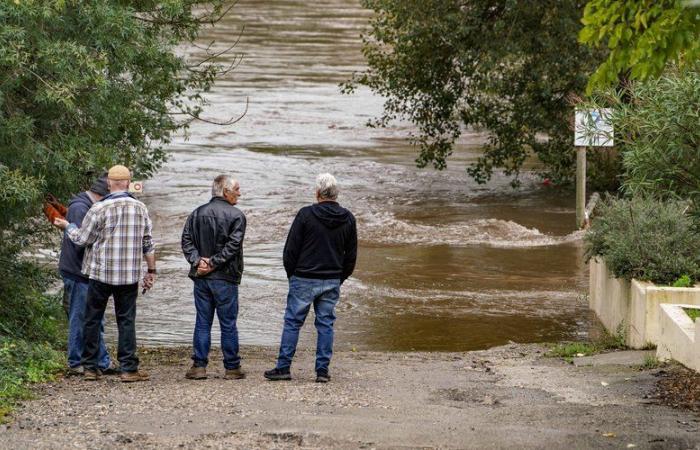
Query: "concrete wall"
589 258 630 339
634 282 700 348
589 258 700 348
657 304 700 372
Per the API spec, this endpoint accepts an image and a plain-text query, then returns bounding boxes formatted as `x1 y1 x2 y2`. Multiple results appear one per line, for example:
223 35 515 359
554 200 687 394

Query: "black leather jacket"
181 197 246 284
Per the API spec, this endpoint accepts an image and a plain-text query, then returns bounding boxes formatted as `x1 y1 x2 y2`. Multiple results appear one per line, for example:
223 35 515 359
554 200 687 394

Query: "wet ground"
2 346 699 449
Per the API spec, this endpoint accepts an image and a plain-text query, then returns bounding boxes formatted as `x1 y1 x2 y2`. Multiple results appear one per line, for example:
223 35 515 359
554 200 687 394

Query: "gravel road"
1 344 699 449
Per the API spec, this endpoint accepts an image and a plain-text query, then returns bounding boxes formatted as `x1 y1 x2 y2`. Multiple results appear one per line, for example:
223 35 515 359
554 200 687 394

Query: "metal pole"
576 146 587 229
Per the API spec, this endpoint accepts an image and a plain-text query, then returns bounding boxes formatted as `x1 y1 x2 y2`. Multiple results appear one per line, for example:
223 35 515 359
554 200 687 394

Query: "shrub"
585 196 700 285
584 67 700 212
672 275 694 288
0 338 64 423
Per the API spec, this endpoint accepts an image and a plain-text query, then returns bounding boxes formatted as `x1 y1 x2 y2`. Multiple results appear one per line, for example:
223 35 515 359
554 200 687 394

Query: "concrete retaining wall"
657 304 700 372
589 258 700 348
589 258 630 339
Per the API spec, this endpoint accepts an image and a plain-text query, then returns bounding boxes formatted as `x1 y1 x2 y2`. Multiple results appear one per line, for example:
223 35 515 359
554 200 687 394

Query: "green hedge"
585 197 700 285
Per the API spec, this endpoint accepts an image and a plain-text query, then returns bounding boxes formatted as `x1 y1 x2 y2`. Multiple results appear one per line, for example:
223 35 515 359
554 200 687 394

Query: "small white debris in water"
600 381 609 387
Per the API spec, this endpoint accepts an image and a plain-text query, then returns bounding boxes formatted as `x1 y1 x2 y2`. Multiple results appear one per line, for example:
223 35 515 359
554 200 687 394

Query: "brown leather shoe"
185 365 207 380
120 370 150 383
224 368 246 380
83 369 102 381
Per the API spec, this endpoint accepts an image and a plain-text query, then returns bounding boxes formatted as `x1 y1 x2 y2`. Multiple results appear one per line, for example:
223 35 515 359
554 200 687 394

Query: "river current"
106 0 591 351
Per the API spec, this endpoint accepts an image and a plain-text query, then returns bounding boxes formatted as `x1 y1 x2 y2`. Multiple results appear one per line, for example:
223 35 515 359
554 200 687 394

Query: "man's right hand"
53 218 69 230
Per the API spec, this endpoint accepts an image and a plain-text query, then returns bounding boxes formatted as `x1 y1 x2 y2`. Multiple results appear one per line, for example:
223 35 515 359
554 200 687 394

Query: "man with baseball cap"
54 165 156 382
58 173 117 376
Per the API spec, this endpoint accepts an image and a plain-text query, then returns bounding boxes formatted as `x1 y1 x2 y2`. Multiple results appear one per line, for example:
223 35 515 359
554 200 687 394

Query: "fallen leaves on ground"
649 366 700 412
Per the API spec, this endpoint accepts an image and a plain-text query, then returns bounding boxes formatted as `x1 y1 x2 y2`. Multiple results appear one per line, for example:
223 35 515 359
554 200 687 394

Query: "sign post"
574 109 613 228
576 146 586 228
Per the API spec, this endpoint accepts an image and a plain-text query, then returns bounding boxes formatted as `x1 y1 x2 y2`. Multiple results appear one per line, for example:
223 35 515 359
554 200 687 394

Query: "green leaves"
585 66 700 209
585 196 700 284
580 0 700 92
348 0 607 187
0 0 230 233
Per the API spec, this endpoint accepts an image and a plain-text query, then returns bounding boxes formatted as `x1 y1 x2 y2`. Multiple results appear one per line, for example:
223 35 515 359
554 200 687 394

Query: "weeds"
0 259 66 423
672 275 694 288
0 338 64 423
547 324 627 363
639 354 663 370
685 308 700 322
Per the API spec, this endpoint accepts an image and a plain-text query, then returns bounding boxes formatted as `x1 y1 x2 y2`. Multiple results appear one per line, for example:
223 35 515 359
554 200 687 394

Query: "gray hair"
316 173 338 200
212 174 237 197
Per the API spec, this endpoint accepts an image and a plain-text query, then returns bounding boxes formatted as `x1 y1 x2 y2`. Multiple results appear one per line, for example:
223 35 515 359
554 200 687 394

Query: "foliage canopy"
0 0 233 231
580 0 700 91
346 0 606 187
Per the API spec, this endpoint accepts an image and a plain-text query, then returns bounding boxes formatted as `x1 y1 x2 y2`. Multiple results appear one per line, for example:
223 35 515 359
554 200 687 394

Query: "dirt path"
1 344 699 449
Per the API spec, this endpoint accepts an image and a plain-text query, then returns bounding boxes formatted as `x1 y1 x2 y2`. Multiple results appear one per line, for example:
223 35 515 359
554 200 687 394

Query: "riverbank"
1 344 699 449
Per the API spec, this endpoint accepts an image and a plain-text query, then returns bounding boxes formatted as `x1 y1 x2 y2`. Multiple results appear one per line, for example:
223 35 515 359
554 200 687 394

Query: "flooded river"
108 0 591 351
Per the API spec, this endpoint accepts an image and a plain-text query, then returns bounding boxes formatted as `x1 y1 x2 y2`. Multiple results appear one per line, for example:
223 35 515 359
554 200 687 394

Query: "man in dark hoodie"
58 174 115 376
265 173 357 383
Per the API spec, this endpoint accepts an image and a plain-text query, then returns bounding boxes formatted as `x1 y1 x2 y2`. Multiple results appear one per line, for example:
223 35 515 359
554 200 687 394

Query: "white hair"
316 173 338 200
211 174 237 197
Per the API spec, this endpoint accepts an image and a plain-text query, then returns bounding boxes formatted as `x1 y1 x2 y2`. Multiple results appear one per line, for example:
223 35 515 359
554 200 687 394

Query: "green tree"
0 0 236 231
580 0 700 91
345 0 607 187
0 0 237 417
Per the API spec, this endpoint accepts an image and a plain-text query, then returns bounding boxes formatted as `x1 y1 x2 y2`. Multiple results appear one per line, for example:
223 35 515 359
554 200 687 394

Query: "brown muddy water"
106 0 591 352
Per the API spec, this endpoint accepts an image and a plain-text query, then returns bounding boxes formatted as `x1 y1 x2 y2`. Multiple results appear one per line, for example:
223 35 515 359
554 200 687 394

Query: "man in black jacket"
181 175 246 380
265 173 357 383
58 174 115 376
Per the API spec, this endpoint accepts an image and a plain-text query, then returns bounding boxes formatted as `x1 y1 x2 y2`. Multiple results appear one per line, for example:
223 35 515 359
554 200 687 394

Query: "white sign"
129 181 144 194
574 108 614 147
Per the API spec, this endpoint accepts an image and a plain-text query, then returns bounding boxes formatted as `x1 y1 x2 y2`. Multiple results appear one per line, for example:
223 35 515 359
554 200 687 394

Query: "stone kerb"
589 258 700 349
657 304 699 372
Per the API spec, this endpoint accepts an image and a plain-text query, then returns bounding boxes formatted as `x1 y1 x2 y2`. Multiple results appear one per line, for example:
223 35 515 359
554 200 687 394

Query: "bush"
0 338 64 423
585 197 700 285
0 255 66 422
584 67 700 212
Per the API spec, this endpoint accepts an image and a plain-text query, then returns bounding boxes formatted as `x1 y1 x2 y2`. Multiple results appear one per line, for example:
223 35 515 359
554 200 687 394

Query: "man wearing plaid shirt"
54 165 156 383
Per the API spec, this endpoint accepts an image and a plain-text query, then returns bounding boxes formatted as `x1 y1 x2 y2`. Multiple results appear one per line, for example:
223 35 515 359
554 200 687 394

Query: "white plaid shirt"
66 192 155 285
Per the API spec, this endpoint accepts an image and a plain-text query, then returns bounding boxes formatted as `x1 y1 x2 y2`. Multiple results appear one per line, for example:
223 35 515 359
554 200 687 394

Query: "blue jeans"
192 279 241 369
276 276 340 373
63 277 111 370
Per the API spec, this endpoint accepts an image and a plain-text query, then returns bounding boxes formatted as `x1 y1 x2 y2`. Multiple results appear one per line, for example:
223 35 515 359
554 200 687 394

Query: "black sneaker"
315 371 330 383
264 367 291 381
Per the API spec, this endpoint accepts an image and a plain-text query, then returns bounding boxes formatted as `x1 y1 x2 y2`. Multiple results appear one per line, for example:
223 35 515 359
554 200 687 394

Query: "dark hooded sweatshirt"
58 192 94 282
283 201 357 283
